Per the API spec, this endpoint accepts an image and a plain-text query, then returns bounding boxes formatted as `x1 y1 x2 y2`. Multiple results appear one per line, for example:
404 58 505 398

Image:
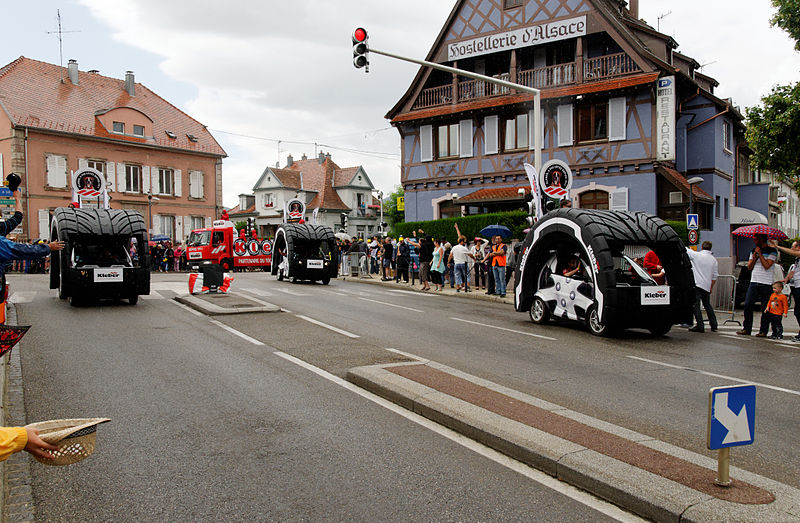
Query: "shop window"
579 190 609 209
503 114 529 151
437 123 459 158
576 102 608 142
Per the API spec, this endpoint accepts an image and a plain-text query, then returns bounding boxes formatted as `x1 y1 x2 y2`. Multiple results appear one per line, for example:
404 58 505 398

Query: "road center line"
358 297 423 313
296 314 360 338
626 355 800 396
272 351 641 522
451 317 557 341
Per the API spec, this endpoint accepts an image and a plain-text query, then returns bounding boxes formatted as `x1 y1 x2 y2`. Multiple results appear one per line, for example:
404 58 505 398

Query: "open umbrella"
731 224 788 241
334 231 352 241
479 224 512 238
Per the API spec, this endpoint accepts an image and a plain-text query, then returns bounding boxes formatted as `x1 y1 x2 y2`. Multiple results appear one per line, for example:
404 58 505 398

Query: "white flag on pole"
523 163 542 219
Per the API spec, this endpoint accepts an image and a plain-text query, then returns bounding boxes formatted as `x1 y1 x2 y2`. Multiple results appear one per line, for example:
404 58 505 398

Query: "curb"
336 275 515 305
347 360 800 522
2 303 35 522
174 292 281 315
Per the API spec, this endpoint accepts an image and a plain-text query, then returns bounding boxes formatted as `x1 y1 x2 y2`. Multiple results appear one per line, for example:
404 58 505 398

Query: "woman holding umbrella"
733 227 782 336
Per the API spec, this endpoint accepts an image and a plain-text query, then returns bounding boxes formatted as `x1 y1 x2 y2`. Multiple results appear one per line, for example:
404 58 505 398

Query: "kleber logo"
93 268 123 283
641 286 670 305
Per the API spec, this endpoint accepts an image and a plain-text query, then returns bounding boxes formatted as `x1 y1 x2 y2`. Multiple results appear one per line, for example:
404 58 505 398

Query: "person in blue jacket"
0 189 64 314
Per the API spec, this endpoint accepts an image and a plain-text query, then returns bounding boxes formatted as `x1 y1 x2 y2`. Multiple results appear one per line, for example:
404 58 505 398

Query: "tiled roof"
459 186 529 202
656 164 714 203
333 167 359 187
0 56 226 157
229 203 256 216
271 168 303 189
305 158 350 211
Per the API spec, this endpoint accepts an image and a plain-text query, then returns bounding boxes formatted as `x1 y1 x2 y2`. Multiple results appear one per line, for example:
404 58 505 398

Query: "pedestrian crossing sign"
687 214 698 230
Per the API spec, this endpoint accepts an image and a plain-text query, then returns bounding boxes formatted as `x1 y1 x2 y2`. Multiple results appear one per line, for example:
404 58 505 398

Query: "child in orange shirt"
758 281 789 339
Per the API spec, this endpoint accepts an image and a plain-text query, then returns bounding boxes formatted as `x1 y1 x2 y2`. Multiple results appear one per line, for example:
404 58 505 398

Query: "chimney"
325 152 331 162
124 71 135 96
318 151 325 164
301 153 307 160
287 154 293 167
628 0 639 19
67 59 79 85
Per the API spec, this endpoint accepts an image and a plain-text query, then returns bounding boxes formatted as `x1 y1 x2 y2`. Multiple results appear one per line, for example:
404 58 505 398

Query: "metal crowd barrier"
340 252 370 279
710 274 740 325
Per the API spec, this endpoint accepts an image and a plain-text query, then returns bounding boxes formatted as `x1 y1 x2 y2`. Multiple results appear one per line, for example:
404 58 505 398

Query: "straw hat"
25 418 111 466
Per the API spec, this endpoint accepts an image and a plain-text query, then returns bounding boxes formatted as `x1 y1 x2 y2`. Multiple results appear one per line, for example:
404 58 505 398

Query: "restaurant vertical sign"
656 76 676 161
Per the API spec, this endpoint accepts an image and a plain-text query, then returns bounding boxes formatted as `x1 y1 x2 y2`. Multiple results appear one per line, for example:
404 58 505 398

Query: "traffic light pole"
368 47 542 174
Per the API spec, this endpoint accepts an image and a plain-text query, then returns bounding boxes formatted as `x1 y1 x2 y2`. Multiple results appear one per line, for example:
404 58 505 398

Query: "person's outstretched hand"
24 427 58 459
49 241 65 252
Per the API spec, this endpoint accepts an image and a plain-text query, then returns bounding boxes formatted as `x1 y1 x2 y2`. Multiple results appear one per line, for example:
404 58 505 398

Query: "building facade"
387 0 748 266
230 152 382 239
0 57 226 242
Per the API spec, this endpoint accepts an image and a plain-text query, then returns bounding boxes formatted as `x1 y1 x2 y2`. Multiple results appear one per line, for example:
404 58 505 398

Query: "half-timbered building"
387 0 747 262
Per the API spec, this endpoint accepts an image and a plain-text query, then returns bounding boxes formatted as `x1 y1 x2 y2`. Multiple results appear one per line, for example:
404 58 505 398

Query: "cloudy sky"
2 1 798 208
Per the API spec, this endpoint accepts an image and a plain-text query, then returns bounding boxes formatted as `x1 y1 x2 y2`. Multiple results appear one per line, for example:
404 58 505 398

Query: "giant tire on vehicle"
271 223 338 283
514 209 694 336
49 207 150 302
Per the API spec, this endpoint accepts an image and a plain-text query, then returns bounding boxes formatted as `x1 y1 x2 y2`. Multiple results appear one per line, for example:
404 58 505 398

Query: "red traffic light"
353 27 367 43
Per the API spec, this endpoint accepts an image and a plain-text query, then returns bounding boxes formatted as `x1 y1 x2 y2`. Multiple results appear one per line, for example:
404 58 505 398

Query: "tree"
383 186 405 226
771 0 800 51
745 1 800 188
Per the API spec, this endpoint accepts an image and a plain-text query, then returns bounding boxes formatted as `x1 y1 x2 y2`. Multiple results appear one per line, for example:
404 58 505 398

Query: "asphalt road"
173 272 799 490
10 274 632 522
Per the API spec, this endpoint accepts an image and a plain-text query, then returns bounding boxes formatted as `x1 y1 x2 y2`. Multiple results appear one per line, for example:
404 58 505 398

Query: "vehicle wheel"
277 268 284 281
221 258 232 271
128 294 139 305
321 277 330 285
68 294 82 307
290 276 297 284
586 305 610 336
648 321 672 336
529 296 549 324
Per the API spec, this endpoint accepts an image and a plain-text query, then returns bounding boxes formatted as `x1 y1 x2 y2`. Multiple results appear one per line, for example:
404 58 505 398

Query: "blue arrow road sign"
708 384 756 450
0 187 11 197
687 214 698 230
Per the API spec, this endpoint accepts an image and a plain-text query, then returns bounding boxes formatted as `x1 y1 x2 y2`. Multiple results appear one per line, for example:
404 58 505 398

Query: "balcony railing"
411 52 641 110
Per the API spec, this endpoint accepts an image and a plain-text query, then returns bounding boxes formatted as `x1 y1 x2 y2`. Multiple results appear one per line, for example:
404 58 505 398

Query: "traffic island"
347 360 800 522
174 292 281 315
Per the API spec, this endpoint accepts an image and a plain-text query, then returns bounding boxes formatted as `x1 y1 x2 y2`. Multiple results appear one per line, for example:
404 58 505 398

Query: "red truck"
186 220 272 271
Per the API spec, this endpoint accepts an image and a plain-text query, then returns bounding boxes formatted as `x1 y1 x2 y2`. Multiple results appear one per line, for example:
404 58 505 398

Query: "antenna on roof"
46 9 81 82
699 60 717 72
656 10 671 32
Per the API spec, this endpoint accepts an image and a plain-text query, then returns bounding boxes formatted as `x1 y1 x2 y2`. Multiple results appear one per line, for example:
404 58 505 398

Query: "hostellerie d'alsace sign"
448 16 586 61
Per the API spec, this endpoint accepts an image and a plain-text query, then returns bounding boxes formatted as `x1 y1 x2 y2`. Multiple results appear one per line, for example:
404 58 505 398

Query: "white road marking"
296 315 359 338
318 289 349 296
388 289 440 297
626 355 800 396
8 292 36 304
720 334 746 341
451 317 557 341
208 319 264 345
358 297 423 313
242 287 273 297
385 348 428 362
273 351 643 523
275 288 309 297
150 282 191 293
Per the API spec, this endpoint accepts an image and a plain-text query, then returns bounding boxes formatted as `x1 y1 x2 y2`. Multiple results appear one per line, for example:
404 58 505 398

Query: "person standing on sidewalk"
431 238 445 291
396 237 410 283
448 236 474 293
487 235 508 298
686 241 719 333
470 238 486 290
738 234 777 336
771 240 800 341
758 281 788 339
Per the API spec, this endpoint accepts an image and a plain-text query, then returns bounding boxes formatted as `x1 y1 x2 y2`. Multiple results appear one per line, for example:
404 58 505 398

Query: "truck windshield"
72 243 132 268
188 231 211 246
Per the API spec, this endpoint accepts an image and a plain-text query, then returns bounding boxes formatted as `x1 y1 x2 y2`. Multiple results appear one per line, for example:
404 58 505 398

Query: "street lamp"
687 177 703 217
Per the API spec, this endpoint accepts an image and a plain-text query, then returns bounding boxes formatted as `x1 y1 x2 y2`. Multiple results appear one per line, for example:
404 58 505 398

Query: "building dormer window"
133 124 145 137
112 121 125 133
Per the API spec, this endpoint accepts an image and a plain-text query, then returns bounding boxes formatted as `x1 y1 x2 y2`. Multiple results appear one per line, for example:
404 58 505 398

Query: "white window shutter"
106 162 115 192
610 187 629 211
38 209 50 239
78 158 88 170
459 119 473 158
57 156 67 188
153 214 161 235
46 155 57 187
205 216 212 228
117 163 127 192
420 125 433 162
197 172 204 198
174 169 182 197
557 105 573 147
142 166 151 194
484 116 498 155
175 215 182 240
609 96 627 141
528 109 545 150
151 167 158 194
184 215 192 237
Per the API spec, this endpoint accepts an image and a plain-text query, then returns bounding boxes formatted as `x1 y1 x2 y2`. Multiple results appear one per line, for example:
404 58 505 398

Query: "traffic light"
340 213 348 231
247 217 255 235
352 27 369 70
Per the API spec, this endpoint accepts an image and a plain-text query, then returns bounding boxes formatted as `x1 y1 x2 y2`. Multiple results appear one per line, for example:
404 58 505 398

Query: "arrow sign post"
708 384 756 486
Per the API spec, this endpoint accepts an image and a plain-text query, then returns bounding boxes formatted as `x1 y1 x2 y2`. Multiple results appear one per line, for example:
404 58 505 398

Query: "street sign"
397 196 405 211
0 187 12 197
708 384 756 450
0 199 15 205
686 214 698 230
688 229 698 245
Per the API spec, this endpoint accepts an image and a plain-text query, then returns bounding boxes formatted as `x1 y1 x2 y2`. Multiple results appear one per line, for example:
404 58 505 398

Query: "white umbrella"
335 232 352 241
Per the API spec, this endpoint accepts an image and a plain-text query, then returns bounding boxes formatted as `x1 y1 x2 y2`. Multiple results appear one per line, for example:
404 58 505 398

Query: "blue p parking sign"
708 384 756 450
